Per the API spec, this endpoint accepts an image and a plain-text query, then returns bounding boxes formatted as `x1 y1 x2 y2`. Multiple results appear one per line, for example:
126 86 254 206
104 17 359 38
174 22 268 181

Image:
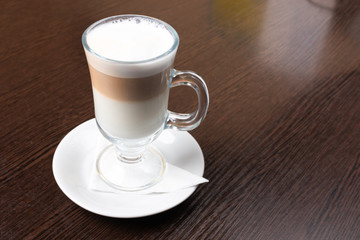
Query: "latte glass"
82 15 209 191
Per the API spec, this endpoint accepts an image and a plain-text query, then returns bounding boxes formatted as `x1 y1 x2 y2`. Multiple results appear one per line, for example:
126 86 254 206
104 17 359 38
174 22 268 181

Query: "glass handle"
166 69 209 131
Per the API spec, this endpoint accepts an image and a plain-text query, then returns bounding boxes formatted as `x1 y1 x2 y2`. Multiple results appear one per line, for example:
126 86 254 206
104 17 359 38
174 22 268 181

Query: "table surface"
1 0 359 239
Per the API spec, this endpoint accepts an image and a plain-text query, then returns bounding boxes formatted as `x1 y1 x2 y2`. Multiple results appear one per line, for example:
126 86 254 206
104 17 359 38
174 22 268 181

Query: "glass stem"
115 144 145 164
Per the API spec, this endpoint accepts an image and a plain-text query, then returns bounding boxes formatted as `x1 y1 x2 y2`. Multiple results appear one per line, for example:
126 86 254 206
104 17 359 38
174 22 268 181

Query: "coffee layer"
89 64 170 102
93 87 168 139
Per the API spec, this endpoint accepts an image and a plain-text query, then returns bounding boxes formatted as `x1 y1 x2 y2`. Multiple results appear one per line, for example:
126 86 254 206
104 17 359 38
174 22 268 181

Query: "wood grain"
1 0 359 239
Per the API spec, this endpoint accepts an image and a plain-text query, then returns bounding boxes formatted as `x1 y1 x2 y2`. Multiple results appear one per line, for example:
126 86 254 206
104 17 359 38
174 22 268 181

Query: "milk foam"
87 18 174 62
84 17 178 78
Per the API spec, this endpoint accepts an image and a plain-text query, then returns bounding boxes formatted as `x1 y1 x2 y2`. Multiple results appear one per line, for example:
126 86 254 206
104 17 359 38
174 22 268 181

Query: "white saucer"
52 119 205 218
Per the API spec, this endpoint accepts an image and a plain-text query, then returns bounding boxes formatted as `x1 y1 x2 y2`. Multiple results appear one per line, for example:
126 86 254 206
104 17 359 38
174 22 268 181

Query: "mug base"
96 145 166 191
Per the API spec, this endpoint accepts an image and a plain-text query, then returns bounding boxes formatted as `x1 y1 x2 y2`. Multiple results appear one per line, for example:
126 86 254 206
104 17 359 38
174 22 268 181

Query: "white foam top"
84 17 178 78
86 18 174 62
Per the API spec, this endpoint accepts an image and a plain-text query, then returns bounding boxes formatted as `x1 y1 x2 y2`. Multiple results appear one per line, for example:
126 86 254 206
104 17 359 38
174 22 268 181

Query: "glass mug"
82 15 209 191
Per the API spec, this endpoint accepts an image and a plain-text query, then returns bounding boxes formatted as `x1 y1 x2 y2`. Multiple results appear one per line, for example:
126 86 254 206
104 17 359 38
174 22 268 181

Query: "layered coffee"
84 17 177 139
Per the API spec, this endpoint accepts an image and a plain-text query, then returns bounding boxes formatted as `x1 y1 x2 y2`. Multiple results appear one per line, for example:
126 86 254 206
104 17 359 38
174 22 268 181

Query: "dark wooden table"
1 0 359 239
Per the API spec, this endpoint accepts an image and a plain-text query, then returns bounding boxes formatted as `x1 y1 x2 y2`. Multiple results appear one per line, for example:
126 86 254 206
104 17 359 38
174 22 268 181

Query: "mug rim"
81 14 180 64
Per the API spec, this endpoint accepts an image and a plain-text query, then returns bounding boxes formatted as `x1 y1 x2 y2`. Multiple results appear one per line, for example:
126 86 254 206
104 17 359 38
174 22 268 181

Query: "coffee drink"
82 15 209 191
83 17 177 139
